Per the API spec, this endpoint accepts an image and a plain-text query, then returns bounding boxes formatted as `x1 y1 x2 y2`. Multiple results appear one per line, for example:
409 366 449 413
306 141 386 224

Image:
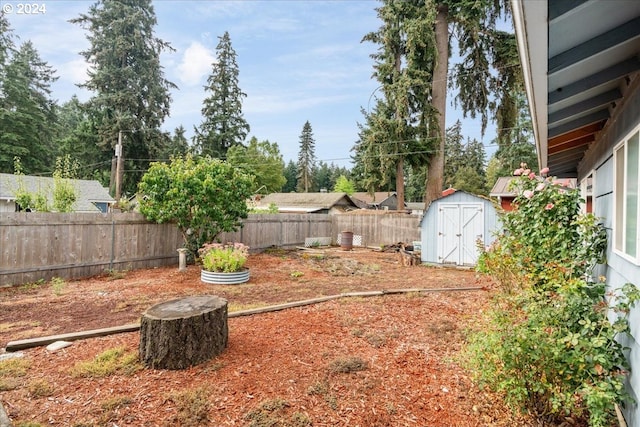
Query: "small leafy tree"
52 155 79 213
137 155 254 256
333 175 355 195
12 156 78 212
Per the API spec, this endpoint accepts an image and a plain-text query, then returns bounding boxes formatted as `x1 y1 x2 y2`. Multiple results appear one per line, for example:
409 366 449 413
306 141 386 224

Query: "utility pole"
115 130 123 201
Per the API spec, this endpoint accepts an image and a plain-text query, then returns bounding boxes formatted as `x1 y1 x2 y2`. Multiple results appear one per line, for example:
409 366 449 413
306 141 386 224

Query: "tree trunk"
396 155 405 211
425 3 449 207
139 295 228 370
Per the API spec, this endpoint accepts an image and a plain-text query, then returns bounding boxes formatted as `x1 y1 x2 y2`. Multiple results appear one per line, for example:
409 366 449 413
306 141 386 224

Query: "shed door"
437 203 484 266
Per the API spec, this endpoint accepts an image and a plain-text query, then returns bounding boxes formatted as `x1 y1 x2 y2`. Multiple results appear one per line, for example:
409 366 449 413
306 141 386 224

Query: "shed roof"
0 173 114 212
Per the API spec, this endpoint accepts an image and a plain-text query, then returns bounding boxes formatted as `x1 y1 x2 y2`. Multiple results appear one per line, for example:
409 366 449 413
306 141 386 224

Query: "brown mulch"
0 247 534 426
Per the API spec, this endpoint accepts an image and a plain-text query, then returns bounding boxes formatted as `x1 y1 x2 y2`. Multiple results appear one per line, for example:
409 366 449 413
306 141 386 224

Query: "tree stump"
139 295 228 370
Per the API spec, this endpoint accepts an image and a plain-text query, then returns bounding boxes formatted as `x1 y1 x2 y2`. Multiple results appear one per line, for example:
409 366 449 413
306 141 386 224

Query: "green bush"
470 164 639 426
138 155 254 256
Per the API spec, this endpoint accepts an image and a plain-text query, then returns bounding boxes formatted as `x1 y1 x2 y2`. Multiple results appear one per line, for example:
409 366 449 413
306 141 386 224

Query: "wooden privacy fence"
0 211 419 286
0 213 183 287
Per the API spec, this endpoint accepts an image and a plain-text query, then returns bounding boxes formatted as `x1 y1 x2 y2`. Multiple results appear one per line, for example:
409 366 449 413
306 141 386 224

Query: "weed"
0 358 31 377
166 387 211 427
0 378 20 391
385 402 397 415
364 333 386 348
307 380 337 410
28 379 54 398
290 270 304 278
15 422 43 427
307 381 328 396
18 279 45 292
50 277 66 296
105 268 127 280
69 346 141 378
328 356 368 374
350 328 364 338
289 412 312 427
100 395 132 412
0 358 29 391
245 398 290 426
201 361 225 373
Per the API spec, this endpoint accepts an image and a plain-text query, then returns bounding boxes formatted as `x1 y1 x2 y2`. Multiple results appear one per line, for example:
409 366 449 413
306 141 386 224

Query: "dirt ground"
0 247 535 426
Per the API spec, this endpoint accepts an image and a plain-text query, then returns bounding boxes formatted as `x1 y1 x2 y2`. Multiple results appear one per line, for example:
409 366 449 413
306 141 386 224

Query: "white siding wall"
581 83 640 425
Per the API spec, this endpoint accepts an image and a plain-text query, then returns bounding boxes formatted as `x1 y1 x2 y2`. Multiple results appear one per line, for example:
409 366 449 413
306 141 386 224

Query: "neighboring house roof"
351 192 396 205
490 176 578 198
0 173 115 212
255 192 359 213
405 202 426 211
512 1 640 177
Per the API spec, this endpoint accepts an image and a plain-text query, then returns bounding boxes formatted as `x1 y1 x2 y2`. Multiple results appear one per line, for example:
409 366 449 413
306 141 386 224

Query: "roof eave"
512 0 548 170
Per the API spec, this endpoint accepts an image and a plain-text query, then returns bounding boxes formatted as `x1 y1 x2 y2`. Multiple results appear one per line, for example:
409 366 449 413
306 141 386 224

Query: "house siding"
419 192 499 266
579 82 640 424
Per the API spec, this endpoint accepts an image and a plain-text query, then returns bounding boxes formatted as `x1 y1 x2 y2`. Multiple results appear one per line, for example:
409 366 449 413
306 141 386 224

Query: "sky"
1 0 499 168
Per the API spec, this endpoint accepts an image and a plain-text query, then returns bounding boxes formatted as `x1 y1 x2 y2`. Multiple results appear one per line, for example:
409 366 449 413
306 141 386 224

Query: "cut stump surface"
139 295 228 370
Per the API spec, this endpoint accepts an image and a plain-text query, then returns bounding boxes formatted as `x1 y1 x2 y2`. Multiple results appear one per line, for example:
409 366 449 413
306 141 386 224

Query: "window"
614 128 640 261
580 171 594 214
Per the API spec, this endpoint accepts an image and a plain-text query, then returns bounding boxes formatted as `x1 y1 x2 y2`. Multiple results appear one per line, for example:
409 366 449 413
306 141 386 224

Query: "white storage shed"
419 191 500 267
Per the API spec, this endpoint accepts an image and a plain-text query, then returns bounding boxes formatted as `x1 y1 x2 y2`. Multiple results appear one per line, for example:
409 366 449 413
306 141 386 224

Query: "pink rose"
513 168 523 176
523 169 531 175
545 203 554 210
528 172 536 180
535 183 545 192
540 167 550 175
523 190 534 199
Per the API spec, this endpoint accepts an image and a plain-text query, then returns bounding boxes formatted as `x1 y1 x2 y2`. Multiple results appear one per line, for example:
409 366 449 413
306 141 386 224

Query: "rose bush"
470 164 640 426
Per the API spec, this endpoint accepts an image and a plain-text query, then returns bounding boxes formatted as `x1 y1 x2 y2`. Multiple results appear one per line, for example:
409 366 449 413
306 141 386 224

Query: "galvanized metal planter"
200 268 250 285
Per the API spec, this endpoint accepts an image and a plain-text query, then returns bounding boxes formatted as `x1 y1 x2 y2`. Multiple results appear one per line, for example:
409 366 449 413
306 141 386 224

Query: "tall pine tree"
195 31 250 158
297 121 316 193
0 39 58 174
71 0 177 196
361 0 435 210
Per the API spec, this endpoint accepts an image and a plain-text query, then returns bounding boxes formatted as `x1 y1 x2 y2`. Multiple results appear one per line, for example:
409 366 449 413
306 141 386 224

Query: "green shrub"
470 164 640 426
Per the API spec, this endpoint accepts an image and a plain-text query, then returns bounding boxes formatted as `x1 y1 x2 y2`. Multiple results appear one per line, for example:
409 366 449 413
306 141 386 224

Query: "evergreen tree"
157 125 190 160
55 95 110 184
71 0 177 196
443 121 465 189
0 40 58 174
405 163 427 203
227 136 286 194
361 0 435 210
315 161 333 192
488 92 537 178
297 121 316 193
426 0 518 204
444 120 487 194
351 102 398 195
195 31 250 158
283 160 298 193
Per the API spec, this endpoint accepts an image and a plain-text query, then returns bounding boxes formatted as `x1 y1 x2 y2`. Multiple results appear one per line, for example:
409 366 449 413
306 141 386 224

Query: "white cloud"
176 42 216 86
57 58 90 86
